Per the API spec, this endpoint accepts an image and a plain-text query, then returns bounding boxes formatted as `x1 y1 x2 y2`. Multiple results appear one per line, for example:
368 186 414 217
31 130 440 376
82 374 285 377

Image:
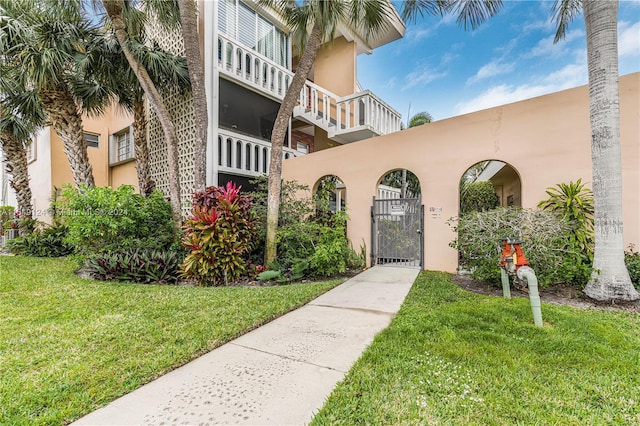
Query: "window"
109 127 134 165
26 139 36 163
84 132 99 148
296 142 309 154
218 0 289 68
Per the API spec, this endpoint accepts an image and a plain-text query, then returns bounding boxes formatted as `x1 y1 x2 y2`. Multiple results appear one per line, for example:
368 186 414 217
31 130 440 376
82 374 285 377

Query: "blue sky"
357 0 640 124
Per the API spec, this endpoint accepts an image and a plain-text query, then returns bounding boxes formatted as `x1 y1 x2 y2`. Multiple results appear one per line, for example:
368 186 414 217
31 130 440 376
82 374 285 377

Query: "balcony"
218 129 300 178
217 35 402 144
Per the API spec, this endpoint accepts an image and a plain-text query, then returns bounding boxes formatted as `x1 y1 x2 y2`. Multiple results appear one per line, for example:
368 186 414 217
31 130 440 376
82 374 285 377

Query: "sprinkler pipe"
517 266 543 327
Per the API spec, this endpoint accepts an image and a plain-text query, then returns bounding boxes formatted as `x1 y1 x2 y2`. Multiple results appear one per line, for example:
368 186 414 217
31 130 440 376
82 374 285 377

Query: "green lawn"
0 256 341 425
312 271 640 425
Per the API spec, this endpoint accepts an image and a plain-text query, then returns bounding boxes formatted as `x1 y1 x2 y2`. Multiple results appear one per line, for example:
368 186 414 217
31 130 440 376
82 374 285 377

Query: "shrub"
82 248 183 284
460 181 500 213
6 224 74 257
538 179 594 258
0 206 14 234
180 182 256 286
449 208 591 287
625 245 640 290
251 177 364 280
57 185 176 255
249 176 314 262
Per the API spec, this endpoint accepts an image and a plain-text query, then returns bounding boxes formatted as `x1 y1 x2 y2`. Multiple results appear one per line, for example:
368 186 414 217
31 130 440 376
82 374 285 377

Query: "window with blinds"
218 0 288 68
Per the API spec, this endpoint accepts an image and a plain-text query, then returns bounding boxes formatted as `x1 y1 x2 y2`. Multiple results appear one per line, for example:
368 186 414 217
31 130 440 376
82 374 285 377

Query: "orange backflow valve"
499 238 529 275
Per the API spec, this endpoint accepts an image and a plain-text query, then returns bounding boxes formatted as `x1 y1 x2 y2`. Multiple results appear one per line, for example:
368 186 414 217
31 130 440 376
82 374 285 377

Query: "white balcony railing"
217 35 402 142
218 129 300 178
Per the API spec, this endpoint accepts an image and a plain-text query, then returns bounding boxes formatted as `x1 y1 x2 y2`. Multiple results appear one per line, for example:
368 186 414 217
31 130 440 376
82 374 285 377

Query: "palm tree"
101 0 184 223
177 0 207 191
0 101 42 231
403 0 638 301
0 0 110 188
93 11 190 196
140 0 208 191
261 0 402 265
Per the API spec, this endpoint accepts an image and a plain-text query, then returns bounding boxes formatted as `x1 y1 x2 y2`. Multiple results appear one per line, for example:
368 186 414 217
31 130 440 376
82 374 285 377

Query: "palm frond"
550 0 582 43
449 0 503 31
401 0 449 22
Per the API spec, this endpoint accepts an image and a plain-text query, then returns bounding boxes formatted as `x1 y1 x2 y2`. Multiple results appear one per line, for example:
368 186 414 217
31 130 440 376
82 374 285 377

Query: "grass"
312 271 640 425
0 256 341 425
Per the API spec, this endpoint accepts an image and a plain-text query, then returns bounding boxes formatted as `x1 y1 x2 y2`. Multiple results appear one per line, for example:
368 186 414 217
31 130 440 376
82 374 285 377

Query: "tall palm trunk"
265 23 324 265
132 99 151 195
103 0 182 224
178 0 207 191
0 131 33 233
39 87 95 188
582 0 638 301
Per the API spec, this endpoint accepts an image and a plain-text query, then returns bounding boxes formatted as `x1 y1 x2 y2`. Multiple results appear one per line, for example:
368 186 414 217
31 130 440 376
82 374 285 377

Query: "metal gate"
371 197 424 268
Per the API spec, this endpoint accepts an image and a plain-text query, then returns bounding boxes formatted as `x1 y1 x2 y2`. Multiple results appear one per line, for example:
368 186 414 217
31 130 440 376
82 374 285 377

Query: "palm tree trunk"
39 88 95 188
103 0 182 224
582 0 638 301
132 99 151 195
178 0 207 191
0 132 33 233
264 23 324 265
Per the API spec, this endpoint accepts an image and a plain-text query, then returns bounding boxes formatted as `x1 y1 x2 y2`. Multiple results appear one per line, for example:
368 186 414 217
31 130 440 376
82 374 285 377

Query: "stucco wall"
314 37 357 96
282 73 640 272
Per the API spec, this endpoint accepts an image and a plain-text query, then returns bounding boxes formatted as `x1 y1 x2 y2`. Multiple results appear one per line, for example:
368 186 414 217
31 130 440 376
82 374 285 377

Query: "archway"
371 169 423 268
313 175 346 213
377 169 421 200
459 160 522 213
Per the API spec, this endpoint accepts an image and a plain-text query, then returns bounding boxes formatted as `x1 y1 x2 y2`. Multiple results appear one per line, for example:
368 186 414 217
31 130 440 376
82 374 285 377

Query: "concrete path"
73 266 419 426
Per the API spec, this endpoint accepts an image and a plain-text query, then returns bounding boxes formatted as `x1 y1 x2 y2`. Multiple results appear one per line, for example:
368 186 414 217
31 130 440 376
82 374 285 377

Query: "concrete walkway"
73 266 419 426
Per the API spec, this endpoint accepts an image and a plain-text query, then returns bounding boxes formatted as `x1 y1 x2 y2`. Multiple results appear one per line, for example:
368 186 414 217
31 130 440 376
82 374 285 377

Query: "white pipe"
500 268 511 299
517 266 543 327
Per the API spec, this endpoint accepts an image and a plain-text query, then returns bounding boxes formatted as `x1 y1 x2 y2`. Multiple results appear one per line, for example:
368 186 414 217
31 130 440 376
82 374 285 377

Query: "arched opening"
459 160 521 213
372 169 423 268
313 175 346 213
456 160 522 274
377 169 421 200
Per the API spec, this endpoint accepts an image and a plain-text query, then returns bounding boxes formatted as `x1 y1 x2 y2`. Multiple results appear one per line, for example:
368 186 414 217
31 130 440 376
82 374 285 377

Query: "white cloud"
619 21 640 58
455 61 588 115
523 28 585 59
401 64 448 90
381 76 397 89
466 60 516 85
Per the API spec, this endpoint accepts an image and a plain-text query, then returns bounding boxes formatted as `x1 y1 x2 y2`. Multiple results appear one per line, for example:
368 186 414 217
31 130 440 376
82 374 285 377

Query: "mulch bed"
451 274 640 314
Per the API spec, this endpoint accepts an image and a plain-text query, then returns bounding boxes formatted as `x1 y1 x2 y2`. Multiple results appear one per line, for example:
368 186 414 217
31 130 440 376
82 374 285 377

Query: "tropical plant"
82 248 183 284
538 179 594 258
100 0 183 223
0 0 113 188
180 182 257 286
6 224 74 257
260 0 398 265
625 245 640 290
58 184 177 255
402 0 637 301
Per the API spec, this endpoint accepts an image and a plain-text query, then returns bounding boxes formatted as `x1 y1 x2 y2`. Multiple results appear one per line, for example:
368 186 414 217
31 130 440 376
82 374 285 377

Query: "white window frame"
26 138 36 163
84 132 100 148
218 0 289 68
296 141 309 154
109 126 134 165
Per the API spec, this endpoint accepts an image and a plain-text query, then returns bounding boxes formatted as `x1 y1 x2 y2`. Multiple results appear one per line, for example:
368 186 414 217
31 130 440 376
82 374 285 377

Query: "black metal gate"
371 197 424 268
